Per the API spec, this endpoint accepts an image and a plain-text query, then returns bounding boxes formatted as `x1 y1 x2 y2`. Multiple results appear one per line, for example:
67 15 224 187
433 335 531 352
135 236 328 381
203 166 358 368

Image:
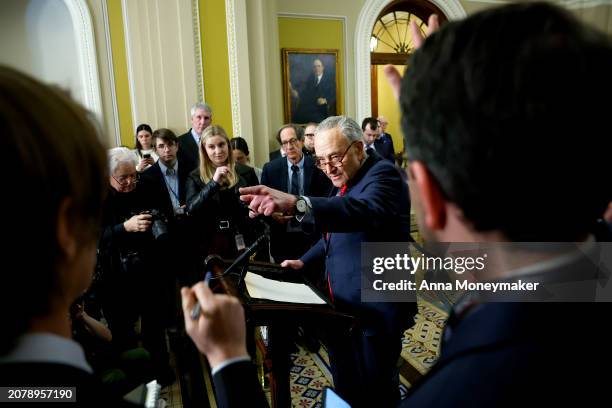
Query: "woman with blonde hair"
186 125 258 260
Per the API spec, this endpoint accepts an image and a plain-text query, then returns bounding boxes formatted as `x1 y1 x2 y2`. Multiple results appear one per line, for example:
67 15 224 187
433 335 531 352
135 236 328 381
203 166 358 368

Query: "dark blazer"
374 137 395 163
0 362 140 407
211 360 268 408
139 161 190 221
177 130 199 173
260 155 332 261
260 155 331 198
294 72 336 123
300 153 415 335
400 301 608 407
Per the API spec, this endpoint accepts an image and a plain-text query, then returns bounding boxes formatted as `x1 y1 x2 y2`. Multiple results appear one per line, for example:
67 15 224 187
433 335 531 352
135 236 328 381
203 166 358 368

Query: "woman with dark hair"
133 123 158 172
230 136 262 182
186 126 260 260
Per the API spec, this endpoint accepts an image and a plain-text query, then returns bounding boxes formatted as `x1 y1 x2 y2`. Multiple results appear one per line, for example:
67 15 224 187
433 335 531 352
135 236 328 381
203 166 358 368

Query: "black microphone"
223 234 266 277
189 236 266 320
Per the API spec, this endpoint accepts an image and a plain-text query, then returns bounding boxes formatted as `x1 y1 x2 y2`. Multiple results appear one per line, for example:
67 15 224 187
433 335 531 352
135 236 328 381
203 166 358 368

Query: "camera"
141 209 168 240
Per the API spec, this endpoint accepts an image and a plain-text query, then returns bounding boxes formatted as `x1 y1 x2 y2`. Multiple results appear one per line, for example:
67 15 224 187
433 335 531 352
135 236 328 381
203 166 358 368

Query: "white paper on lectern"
244 272 326 304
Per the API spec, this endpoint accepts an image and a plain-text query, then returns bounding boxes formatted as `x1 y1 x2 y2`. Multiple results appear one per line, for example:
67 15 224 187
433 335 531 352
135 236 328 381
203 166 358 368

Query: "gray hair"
316 115 363 143
108 147 137 174
191 102 212 117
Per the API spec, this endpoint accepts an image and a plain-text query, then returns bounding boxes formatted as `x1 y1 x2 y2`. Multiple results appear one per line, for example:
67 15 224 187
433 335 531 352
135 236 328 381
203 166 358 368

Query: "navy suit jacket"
400 301 607 407
261 155 332 261
177 130 199 173
260 155 331 198
139 161 189 222
300 152 415 335
374 137 395 163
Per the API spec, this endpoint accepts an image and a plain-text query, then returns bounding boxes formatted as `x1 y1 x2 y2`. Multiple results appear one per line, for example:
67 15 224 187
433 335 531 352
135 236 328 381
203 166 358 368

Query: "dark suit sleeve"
260 162 272 187
308 163 404 232
212 361 268 408
300 237 326 266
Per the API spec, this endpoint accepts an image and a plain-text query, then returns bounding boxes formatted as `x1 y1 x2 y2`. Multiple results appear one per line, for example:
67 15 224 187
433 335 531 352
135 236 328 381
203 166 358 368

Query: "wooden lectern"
205 257 358 408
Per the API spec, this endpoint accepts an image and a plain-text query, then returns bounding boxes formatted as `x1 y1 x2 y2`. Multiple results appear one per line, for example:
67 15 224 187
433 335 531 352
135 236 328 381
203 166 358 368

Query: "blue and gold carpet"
287 299 450 407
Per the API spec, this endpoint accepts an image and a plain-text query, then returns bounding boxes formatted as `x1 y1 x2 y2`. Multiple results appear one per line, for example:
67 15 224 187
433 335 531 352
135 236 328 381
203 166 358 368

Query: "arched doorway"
369 0 448 160
0 0 102 120
355 0 466 122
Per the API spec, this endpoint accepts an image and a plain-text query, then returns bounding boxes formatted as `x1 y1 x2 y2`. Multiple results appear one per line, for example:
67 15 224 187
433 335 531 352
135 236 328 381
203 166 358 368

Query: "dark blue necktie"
290 165 300 195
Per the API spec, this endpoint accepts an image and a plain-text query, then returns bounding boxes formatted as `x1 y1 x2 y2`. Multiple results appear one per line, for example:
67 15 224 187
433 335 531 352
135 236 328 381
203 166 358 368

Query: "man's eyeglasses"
315 141 358 170
305 133 315 138
280 138 299 147
112 173 139 186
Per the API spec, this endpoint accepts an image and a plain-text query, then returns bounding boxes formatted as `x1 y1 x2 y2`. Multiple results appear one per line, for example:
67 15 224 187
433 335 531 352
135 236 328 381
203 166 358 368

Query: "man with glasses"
303 122 318 156
260 123 331 263
178 102 213 173
241 116 415 407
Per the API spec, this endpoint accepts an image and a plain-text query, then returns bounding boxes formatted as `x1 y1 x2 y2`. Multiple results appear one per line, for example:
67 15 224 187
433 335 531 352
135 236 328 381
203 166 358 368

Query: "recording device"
140 209 168 240
143 153 151 159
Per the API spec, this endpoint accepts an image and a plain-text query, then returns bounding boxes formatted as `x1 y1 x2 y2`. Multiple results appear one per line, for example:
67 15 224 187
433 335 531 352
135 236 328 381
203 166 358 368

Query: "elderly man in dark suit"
179 3 611 408
177 102 212 173
242 115 415 407
260 123 332 262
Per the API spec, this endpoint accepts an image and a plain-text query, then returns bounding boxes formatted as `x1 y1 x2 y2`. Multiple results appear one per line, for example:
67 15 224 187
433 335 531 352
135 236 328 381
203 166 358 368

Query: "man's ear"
56 198 77 261
409 161 447 230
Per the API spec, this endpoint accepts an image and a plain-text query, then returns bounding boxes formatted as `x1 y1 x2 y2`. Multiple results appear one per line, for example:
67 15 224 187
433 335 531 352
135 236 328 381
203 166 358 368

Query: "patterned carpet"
287 300 450 407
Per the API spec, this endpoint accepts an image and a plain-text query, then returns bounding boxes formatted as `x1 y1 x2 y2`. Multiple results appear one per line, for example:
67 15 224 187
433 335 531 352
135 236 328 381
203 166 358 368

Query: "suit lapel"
153 163 174 213
303 157 314 195
279 159 289 192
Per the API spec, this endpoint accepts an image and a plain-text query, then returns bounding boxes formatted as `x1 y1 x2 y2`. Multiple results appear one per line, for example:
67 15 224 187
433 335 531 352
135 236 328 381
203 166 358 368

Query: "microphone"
189 235 265 320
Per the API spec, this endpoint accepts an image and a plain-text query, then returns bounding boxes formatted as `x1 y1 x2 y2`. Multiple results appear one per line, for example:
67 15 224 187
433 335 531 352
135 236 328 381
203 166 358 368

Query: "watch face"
297 199 307 212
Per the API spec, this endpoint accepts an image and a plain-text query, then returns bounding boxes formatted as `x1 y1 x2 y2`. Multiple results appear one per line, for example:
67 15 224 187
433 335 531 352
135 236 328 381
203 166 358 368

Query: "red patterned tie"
326 185 347 303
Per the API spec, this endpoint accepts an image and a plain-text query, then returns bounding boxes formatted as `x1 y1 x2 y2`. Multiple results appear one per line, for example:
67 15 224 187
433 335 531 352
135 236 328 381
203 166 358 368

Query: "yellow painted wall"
199 0 233 135
278 17 344 117
377 64 406 154
107 0 133 147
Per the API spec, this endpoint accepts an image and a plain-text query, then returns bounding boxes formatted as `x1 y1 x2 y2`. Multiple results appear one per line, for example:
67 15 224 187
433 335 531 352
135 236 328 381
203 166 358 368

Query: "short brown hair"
0 66 107 354
153 128 178 145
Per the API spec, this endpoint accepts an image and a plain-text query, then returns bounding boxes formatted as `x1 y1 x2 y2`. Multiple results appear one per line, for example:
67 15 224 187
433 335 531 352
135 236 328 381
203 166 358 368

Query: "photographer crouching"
96 147 174 386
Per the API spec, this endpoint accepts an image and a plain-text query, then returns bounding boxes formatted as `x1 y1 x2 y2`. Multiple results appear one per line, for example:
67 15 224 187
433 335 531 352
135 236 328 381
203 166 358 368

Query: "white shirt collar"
0 333 92 373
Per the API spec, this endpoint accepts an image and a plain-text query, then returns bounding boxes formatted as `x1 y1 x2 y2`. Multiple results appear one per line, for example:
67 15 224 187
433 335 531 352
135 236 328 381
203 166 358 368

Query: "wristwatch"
295 196 311 217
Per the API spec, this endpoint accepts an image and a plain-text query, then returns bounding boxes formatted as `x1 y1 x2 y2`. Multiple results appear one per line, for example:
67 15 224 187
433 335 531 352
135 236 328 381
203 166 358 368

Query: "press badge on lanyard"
234 233 246 252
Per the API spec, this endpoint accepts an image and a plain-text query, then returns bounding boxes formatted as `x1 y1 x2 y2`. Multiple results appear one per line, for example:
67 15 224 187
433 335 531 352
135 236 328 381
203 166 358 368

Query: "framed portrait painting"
282 48 340 124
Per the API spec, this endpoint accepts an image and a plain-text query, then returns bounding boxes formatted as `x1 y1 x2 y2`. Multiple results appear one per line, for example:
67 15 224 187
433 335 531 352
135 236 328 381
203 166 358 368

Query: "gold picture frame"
281 48 340 124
